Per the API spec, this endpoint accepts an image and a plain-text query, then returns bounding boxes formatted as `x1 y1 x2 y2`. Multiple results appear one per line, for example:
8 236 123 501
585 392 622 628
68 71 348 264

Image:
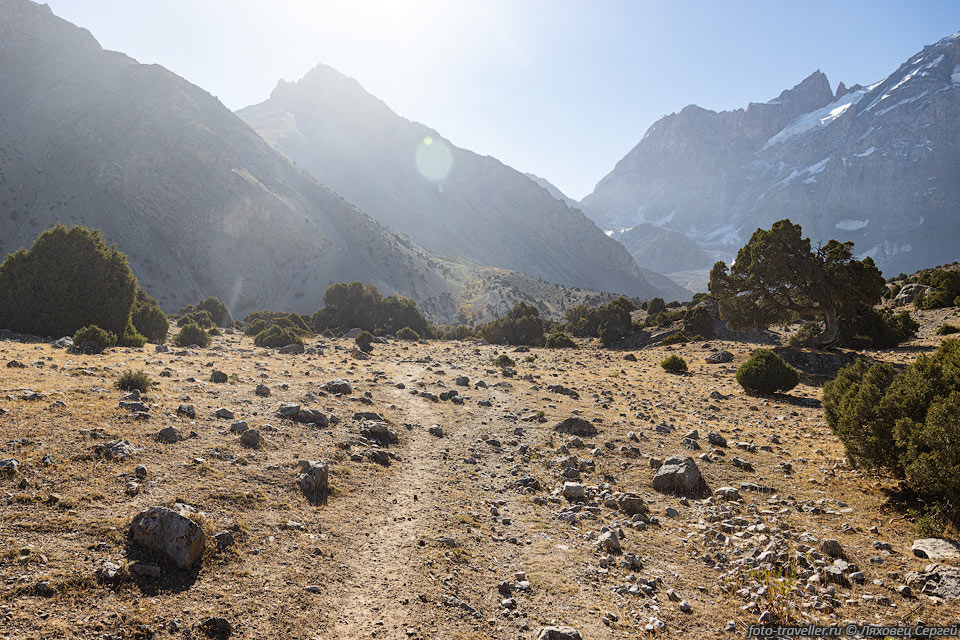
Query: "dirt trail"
329 362 455 639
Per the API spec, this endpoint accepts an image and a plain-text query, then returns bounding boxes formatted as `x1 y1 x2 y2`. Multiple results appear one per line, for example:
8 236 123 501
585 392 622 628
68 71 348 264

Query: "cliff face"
582 34 960 275
237 64 664 299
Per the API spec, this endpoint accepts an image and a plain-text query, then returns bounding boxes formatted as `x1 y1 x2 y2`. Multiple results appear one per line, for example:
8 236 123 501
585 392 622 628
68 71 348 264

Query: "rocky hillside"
0 0 652 323
581 32 960 275
611 224 714 275
237 64 665 299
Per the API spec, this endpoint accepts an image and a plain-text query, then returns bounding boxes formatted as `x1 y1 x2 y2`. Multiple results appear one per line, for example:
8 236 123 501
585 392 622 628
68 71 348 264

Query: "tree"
0 224 137 338
480 302 545 346
709 220 885 348
312 282 428 336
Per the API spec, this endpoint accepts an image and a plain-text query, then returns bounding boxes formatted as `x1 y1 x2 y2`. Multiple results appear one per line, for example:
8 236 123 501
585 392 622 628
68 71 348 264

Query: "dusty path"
329 362 457 639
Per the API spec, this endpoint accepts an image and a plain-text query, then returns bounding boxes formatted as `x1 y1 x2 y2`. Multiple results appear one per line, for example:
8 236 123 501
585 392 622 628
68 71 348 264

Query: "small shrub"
175 321 211 348
208 327 222 337
545 332 577 349
661 355 688 374
493 354 516 368
116 369 151 392
356 330 374 353
661 332 689 346
647 297 666 316
177 310 213 329
178 297 233 327
254 325 304 348
130 288 169 343
736 349 799 395
72 325 117 354
937 324 960 336
117 324 147 348
396 326 420 341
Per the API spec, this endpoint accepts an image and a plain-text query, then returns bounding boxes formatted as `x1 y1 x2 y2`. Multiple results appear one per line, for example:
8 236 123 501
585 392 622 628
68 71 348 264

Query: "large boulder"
536 627 583 640
297 460 329 505
652 456 710 497
321 379 352 395
912 538 960 561
553 417 598 437
130 505 206 569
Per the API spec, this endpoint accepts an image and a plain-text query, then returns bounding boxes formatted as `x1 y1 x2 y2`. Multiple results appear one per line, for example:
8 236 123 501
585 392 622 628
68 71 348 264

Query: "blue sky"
45 1 960 200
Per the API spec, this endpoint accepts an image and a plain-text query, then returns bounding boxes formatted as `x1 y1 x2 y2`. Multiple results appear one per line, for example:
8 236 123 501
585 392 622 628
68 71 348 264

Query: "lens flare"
415 136 452 182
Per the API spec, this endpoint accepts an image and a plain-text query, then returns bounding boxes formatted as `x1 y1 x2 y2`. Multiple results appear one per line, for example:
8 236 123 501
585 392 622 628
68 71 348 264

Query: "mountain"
0 0 655 323
611 224 714 274
523 173 580 208
581 33 960 276
237 64 666 299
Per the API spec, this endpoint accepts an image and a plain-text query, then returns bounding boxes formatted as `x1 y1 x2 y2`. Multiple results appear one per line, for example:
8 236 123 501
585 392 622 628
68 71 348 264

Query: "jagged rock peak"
771 70 833 112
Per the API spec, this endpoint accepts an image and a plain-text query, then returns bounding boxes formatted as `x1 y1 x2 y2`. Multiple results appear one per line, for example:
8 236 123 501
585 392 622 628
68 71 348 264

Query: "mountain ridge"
580 32 960 276
237 63 674 300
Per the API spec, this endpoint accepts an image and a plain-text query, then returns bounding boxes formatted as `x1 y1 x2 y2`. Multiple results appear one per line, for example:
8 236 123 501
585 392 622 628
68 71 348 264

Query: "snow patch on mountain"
952 65 960 84
835 219 870 231
763 91 866 149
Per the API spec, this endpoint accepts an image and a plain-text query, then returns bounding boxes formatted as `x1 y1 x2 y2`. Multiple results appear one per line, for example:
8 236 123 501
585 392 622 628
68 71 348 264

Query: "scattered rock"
535 627 583 640
254 384 271 397
239 429 262 448
705 351 733 364
652 456 710 497
130 505 206 569
210 370 228 383
297 460 329 505
553 417 598 437
157 426 184 443
911 538 960 560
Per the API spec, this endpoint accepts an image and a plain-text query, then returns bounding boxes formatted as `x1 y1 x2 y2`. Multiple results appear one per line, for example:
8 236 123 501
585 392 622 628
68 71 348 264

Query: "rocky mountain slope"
0 0 670 324
581 32 960 275
237 64 666 299
611 223 714 275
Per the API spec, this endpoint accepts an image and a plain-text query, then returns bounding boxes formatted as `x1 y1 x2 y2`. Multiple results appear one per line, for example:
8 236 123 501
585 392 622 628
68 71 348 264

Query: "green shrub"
356 330 374 353
682 305 716 339
174 321 211 348
243 310 311 337
918 268 960 309
937 324 960 336
117 324 147 348
72 325 117 354
647 297 666 316
823 340 960 521
736 349 799 395
432 324 476 341
208 327 222 337
130 289 168 343
396 326 420 341
0 224 137 338
661 355 688 374
254 325 304 348
312 282 428 336
178 309 213 329
116 369 151 392
480 302 545 346
493 354 516 368
661 332 689 346
839 308 919 348
545 332 577 349
178 297 233 327
566 297 635 343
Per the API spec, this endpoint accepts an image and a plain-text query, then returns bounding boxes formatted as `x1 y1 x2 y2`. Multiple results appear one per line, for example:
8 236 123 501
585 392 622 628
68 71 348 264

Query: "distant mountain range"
0 0 683 324
237 64 679 300
580 32 960 276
